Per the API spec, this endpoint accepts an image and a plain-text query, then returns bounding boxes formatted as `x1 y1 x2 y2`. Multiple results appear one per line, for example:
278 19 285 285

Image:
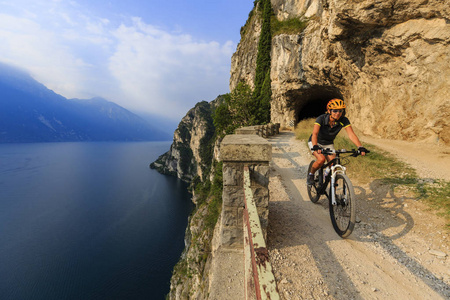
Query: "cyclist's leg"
307 141 323 185
311 152 326 174
310 142 335 172
308 140 327 172
307 160 321 203
307 152 325 185
325 154 336 165
323 144 336 168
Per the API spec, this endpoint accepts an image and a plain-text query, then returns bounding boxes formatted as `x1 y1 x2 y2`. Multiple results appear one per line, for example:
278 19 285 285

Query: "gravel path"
359 135 450 181
266 131 449 300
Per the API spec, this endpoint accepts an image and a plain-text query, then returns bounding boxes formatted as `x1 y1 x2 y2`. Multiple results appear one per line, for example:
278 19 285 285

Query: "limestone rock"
231 0 450 145
229 5 262 92
150 99 220 182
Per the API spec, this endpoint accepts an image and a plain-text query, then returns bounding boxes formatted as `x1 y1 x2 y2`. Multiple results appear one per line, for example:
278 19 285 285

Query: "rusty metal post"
243 166 280 300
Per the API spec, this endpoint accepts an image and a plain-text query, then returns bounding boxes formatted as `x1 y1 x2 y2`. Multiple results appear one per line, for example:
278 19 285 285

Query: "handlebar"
311 148 370 156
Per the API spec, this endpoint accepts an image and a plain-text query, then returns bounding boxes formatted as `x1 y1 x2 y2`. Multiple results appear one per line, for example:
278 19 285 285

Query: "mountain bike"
307 148 369 238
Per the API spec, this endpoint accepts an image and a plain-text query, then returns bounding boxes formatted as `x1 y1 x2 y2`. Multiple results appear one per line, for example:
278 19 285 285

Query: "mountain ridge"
0 62 171 143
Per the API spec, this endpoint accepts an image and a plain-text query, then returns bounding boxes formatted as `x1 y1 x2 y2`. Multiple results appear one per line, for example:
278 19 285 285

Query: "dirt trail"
358 135 450 181
266 131 449 300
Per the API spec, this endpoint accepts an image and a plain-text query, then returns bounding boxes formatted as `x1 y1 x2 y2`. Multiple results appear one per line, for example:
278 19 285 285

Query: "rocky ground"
266 131 449 300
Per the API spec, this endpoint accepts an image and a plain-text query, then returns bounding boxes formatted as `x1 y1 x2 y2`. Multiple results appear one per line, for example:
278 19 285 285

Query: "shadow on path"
267 131 450 298
268 132 363 298
354 183 450 297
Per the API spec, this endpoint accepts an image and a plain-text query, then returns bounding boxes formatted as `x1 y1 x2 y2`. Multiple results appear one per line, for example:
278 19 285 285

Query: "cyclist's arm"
344 125 366 156
311 123 322 154
312 124 320 144
311 124 322 154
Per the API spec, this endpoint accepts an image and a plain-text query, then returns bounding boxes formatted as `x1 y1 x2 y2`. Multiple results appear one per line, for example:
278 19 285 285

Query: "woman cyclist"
307 99 368 185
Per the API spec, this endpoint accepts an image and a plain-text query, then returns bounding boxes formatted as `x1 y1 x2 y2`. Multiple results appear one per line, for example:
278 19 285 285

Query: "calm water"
0 142 193 300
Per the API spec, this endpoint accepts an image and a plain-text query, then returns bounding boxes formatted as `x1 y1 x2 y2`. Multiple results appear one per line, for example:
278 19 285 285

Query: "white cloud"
0 13 91 95
108 18 234 119
0 2 236 120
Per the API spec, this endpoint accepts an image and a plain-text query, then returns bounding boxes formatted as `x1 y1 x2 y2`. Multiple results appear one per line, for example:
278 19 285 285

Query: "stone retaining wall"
235 123 280 138
218 134 272 249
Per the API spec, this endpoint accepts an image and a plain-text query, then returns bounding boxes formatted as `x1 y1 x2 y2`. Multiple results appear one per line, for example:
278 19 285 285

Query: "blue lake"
0 142 193 299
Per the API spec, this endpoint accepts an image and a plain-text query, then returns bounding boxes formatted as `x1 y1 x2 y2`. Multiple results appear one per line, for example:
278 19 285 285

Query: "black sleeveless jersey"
308 113 351 145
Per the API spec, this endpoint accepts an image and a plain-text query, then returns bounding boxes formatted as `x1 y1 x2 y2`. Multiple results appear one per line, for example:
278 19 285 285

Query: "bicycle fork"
330 165 346 206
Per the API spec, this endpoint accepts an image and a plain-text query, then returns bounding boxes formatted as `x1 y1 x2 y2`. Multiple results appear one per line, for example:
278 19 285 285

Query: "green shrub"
253 0 272 125
215 0 273 132
271 17 308 36
192 161 223 229
255 69 271 124
213 101 233 137
213 82 258 137
197 103 215 180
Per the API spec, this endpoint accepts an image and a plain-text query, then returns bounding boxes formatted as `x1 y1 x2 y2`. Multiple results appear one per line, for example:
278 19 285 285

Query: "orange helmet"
327 98 346 110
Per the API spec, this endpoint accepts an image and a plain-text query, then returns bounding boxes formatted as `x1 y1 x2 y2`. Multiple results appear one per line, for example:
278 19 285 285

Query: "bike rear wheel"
329 173 356 238
307 160 320 203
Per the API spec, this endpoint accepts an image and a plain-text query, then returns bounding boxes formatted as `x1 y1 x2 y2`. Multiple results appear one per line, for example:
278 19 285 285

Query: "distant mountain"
0 62 171 143
137 112 179 137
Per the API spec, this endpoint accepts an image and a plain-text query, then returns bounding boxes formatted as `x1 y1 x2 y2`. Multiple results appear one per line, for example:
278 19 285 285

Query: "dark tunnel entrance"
293 85 344 124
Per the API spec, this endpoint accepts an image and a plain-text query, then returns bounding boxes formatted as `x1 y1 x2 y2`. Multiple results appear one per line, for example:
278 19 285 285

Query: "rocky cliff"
151 99 223 182
232 0 450 145
151 100 224 299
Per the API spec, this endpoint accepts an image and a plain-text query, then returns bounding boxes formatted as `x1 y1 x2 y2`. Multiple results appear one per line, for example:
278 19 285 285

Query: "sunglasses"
331 109 343 113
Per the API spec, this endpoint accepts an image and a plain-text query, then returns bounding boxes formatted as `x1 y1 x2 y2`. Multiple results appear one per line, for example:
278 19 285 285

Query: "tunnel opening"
290 85 344 124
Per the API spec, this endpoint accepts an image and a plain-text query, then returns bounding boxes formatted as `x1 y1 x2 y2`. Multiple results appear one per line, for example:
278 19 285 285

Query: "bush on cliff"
213 82 258 137
214 0 273 137
271 17 308 36
253 0 272 124
197 102 216 181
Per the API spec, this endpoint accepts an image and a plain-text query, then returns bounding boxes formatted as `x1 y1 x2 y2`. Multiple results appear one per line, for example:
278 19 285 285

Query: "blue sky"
0 0 255 121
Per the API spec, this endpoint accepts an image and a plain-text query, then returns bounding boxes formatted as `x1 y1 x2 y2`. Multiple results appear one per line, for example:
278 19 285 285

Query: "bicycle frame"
316 151 348 205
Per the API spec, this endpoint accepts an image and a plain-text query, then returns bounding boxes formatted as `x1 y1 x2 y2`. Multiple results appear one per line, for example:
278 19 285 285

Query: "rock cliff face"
151 99 220 182
168 198 213 299
152 101 224 299
232 0 450 144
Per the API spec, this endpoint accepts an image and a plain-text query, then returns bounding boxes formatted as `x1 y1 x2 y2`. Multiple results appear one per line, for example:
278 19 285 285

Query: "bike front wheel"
307 160 320 203
329 173 356 238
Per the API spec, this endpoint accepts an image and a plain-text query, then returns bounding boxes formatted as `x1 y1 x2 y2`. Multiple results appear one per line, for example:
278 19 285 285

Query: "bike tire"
307 160 320 203
329 173 356 238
